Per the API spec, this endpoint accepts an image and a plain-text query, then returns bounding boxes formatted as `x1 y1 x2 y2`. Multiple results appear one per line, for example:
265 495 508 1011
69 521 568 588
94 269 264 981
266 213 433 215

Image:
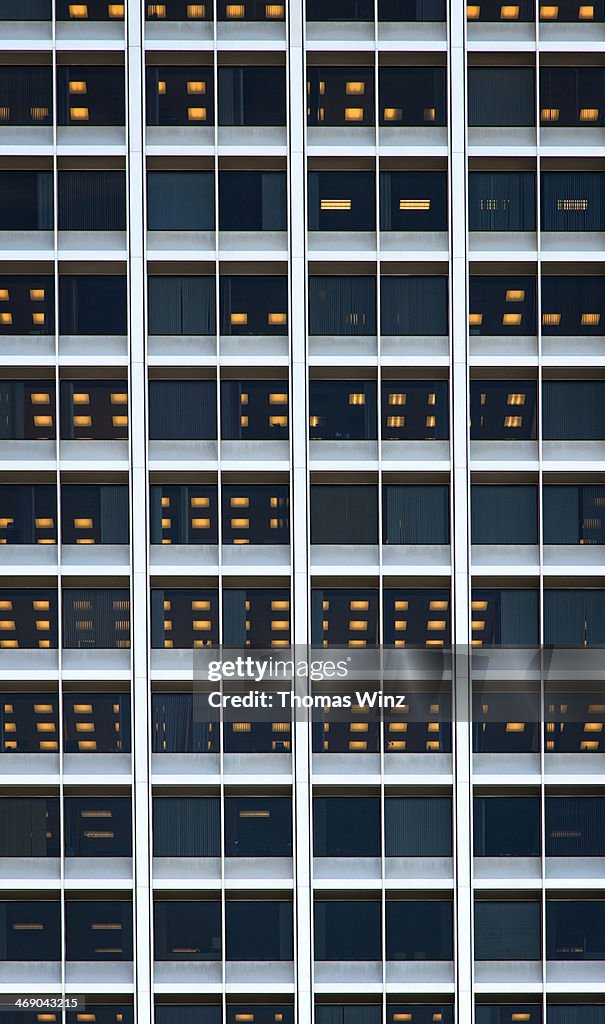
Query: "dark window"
467 0 534 17
385 797 452 856
220 276 288 335
0 381 55 439
218 0 285 17
155 1010 220 1024
64 796 132 856
468 171 536 231
311 485 378 544
0 276 54 335
151 692 218 753
379 0 446 16
470 380 537 440
309 381 376 440
57 66 125 126
62 589 130 649
540 68 605 128
0 66 52 125
56 0 125 18
473 688 539 753
380 171 447 230
307 0 374 18
313 797 381 857
473 796 541 857
475 901 541 959
311 588 378 647
0 484 57 545
218 67 286 126
0 590 58 650
58 171 126 231
0 694 59 753
379 67 447 126
149 381 217 439
383 485 450 544
221 380 288 440
146 67 214 126
222 588 290 647
0 171 53 230
63 692 131 753
546 797 605 857
383 588 451 647
543 381 605 440
307 68 374 128
381 276 448 335
0 0 51 18
146 0 213 20
226 901 293 960
225 796 292 856
61 380 128 440
222 484 289 545
542 173 605 232
0 902 60 960
468 68 535 127
469 276 536 336
547 1013 605 1024
148 277 215 335
148 172 214 231
471 485 538 544
382 380 449 439
541 278 605 336
471 588 539 647
59 276 127 335
309 172 375 231
68 1010 133 1024
544 485 605 544
61 484 129 545
65 901 133 960
476 1010 541 1024
150 484 218 545
384 689 452 754
0 797 59 856
544 589 605 647
314 901 381 960
547 901 605 959
151 589 219 649
309 276 376 336
386 900 453 959
154 900 221 960
219 171 286 231
153 797 221 856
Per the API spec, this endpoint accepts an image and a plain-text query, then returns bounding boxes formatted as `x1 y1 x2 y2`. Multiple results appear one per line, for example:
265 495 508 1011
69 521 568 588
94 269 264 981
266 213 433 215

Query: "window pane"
540 68 605 128
148 277 216 335
150 484 218 545
383 485 450 544
543 485 605 545
218 67 286 126
59 276 127 335
472 688 539 753
220 276 288 335
58 171 126 231
309 277 376 335
222 588 290 648
379 67 447 126
155 1009 221 1024
60 380 128 439
151 589 219 648
151 693 218 753
153 797 221 856
226 901 293 960
475 1008 541 1024
385 797 452 856
470 381 537 439
0 590 58 650
0 484 57 545
541 173 605 231
63 589 130 649
307 0 374 19
225 796 292 856
154 901 222 960
474 901 541 959
309 172 375 231
0 67 52 125
0 798 59 856
219 171 286 231
544 590 605 647
313 797 381 856
468 68 535 127
384 588 451 647
381 277 448 335
378 0 446 17
468 171 535 231
61 484 129 545
0 171 53 230
65 901 133 960
386 900 453 959
63 693 131 753
314 901 381 960
473 796 541 856
311 485 378 544
149 381 217 439
469 276 536 336
221 380 288 440
541 279 605 336
311 588 379 647
0 277 54 335
546 797 605 857
57 66 125 126
0 694 59 753
471 589 539 647
0 902 60 960
380 172 447 231
221 484 289 545
547 901 605 959
307 68 374 128
309 381 377 440
471 485 538 544
146 67 214 126
382 380 449 439
148 172 215 230
64 796 132 856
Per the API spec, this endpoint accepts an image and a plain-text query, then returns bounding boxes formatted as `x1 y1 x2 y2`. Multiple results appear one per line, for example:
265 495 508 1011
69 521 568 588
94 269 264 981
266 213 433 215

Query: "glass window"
385 797 452 856
68 1009 133 1024
0 484 57 545
468 171 536 231
156 1008 221 1024
379 0 446 16
148 171 214 231
309 171 375 231
61 484 129 545
58 171 126 231
314 901 381 960
307 0 374 18
382 379 449 439
541 278 605 336
471 485 538 545
544 589 605 647
309 380 377 440
0 694 59 753
153 797 221 856
0 66 52 125
59 275 127 335
0 0 51 19
0 797 59 855
63 692 131 753
381 276 448 335
311 588 379 647
311 485 378 544
151 692 218 753
540 0 604 15
469 276 536 336
379 67 447 126
386 900 453 959
468 68 535 127
0 590 57 650
228 1009 292 1024
0 276 54 335
225 796 292 856
146 67 214 126
307 68 374 128
470 380 537 440
540 68 605 128
218 67 286 126
384 686 452 754
472 687 540 752
225 901 293 960
150 484 218 545
218 0 285 19
387 1011 452 1024
380 171 447 231
383 484 450 544
547 1012 605 1024
543 485 605 545
475 900 541 959
541 172 605 232
219 171 286 231
467 0 534 18
154 900 221 960
471 588 539 647
222 484 289 545
149 380 216 439
224 711 291 753
0 171 53 231
313 796 381 856
312 696 380 754
545 687 605 753
0 381 56 439
0 902 60 960
148 277 216 335
56 0 125 18
473 796 541 857
57 66 125 126
62 589 130 649
64 796 132 856
60 381 128 440
543 381 605 440
221 380 288 440
65 900 133 960
546 796 605 857
151 589 219 648
309 276 376 336
145 0 213 20
383 588 451 647
220 276 288 335
222 588 291 647
476 1008 541 1024
547 901 605 959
